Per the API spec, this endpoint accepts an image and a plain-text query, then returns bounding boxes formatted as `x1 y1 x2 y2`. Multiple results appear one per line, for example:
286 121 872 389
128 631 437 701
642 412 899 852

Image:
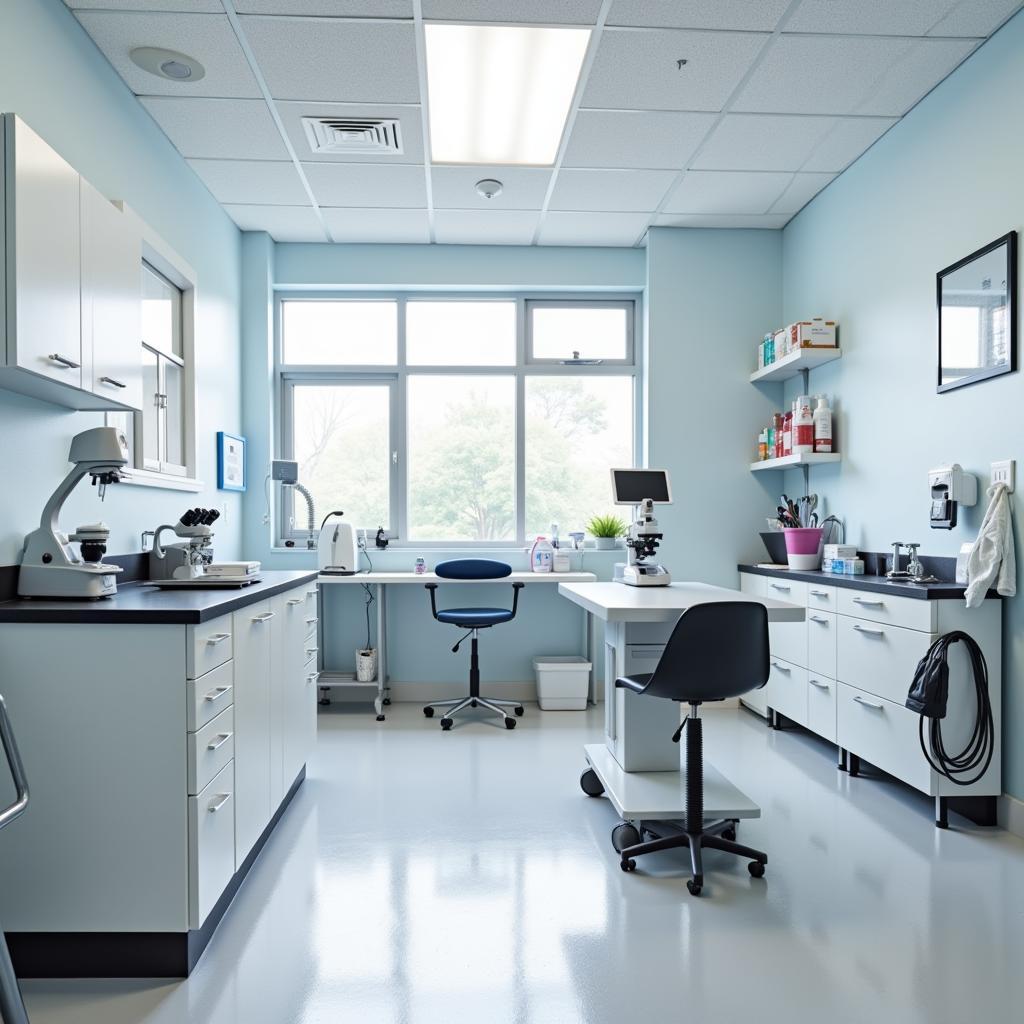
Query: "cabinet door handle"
305 647 319 657
207 793 231 813
47 352 81 369
809 678 830 689
306 617 318 625
203 685 231 703
307 673 320 685
207 732 232 751
99 375 127 388
852 597 884 607
769 583 791 591
252 611 276 623
287 598 304 606
809 615 829 624
771 661 791 673
852 624 885 637
853 695 884 711
810 589 830 597
206 632 231 645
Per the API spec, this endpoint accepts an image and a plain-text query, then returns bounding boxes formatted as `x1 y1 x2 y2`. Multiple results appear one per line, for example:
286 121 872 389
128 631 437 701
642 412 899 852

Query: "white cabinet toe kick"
739 570 1002 829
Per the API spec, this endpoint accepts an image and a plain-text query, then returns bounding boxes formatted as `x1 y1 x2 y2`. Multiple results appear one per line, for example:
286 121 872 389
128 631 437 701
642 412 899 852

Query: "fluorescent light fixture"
425 23 590 166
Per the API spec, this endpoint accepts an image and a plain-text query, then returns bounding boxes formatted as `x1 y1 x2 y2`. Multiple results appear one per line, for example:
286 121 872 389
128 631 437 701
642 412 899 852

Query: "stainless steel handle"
47 352 80 369
0 696 29 831
287 598 303 606
307 673 320 685
810 615 829 624
631 649 661 660
99 375 127 388
208 793 231 813
306 617 318 625
809 678 830 689
206 632 231 645
305 647 319 657
207 732 232 751
252 611 276 623
769 583 791 591
853 624 885 637
852 597 884 607
203 685 231 703
771 661 791 673
809 589 830 597
853 695 884 710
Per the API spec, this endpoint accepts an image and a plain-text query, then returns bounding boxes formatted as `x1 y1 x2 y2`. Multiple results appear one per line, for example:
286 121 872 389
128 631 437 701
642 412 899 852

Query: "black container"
759 531 789 565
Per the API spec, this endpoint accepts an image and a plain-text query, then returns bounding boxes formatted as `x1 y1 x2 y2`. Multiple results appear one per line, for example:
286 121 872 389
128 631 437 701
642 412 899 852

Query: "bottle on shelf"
758 430 769 461
813 395 833 453
773 413 784 458
792 395 814 454
782 408 793 457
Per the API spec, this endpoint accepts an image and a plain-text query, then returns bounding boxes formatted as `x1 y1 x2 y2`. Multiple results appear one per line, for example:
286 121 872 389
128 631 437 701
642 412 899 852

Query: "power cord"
358 533 375 650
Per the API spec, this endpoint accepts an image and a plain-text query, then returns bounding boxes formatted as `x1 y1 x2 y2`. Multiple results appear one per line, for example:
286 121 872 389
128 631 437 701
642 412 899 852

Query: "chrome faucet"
906 543 924 580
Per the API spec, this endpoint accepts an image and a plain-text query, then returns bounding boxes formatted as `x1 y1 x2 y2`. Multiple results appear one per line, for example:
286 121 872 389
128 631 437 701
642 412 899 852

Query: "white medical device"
19 427 129 599
318 512 360 575
929 464 978 530
610 468 673 587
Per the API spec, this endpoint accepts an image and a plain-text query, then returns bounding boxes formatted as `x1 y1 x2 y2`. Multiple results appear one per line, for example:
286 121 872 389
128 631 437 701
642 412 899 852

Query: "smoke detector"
130 47 205 82
302 117 403 156
475 178 503 200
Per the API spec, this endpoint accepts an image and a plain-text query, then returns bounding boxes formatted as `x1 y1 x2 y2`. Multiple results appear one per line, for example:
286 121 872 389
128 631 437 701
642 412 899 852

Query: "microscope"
610 468 673 588
18 427 130 599
148 508 220 582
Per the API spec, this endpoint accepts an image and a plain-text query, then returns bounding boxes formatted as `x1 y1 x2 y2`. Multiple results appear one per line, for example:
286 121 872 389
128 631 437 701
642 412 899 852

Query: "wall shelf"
750 347 841 384
750 452 841 472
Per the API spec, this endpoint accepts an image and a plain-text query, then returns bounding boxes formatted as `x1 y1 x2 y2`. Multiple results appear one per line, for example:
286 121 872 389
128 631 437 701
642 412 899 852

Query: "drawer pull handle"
853 695 884 711
769 583 791 591
810 615 829 624
306 617 318 625
99 375 127 388
307 673 320 684
252 611 276 623
287 598 304 606
48 352 81 369
810 589 830 597
853 624 885 637
771 661 791 673
809 678 830 690
207 732 233 751
206 632 231 645
208 793 231 813
203 686 231 703
306 647 319 657
852 597 884 607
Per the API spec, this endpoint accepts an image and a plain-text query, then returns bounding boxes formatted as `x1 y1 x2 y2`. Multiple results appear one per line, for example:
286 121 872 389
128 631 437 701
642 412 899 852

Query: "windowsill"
271 544 627 555
121 468 204 493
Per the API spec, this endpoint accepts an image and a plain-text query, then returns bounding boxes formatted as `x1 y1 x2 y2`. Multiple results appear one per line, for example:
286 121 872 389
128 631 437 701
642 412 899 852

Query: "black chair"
614 601 770 896
423 559 525 731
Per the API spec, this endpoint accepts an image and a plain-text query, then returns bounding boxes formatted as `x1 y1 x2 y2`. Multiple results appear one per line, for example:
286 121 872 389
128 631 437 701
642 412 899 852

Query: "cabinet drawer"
767 658 807 727
806 584 837 610
186 661 234 732
837 617 934 705
769 612 807 668
836 590 935 632
764 577 807 604
837 683 932 793
187 612 234 679
188 706 234 795
188 760 235 929
807 675 837 742
807 610 837 678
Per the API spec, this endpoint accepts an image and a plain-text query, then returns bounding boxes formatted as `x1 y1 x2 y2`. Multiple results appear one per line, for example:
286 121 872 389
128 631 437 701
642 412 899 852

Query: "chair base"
423 695 524 729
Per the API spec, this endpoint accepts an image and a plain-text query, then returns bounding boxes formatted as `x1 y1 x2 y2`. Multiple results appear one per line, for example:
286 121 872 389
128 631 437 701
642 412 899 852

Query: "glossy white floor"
21 702 1024 1024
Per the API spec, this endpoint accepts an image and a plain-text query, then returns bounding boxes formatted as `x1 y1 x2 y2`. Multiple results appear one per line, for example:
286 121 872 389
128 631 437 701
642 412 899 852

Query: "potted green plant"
587 514 627 550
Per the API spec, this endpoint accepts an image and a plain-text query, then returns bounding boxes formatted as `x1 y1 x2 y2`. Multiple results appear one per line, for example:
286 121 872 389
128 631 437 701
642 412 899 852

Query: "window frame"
275 292 642 547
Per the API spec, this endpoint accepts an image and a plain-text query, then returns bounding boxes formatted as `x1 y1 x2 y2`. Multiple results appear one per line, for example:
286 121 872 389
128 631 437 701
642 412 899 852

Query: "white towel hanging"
964 482 1016 608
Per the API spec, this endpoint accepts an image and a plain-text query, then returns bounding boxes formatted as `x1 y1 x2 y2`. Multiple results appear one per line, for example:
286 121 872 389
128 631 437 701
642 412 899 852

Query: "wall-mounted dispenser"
929 464 977 529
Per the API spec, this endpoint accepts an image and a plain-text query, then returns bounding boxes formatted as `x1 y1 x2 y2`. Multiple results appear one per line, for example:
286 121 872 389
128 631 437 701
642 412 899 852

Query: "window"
278 295 639 545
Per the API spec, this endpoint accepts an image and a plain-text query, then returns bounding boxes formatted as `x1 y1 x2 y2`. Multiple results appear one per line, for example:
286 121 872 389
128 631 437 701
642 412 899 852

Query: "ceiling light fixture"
425 23 590 165
475 179 503 199
130 47 205 83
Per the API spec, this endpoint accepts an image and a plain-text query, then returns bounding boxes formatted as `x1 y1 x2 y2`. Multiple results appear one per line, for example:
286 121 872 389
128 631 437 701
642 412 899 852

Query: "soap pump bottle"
813 395 833 453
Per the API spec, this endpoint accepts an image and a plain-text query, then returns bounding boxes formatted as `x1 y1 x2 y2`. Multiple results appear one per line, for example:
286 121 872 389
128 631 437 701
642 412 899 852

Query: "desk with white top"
558 581 805 827
317 571 597 718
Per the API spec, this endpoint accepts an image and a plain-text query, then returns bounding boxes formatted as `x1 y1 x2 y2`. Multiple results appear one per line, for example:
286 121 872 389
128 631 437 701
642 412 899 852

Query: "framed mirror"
937 231 1017 393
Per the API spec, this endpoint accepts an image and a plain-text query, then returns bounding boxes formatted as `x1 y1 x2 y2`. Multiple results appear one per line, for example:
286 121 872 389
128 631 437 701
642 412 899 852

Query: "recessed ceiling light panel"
425 24 590 166
130 47 206 83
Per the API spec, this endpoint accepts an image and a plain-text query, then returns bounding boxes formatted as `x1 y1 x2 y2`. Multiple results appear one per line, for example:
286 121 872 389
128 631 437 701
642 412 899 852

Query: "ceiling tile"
732 34 914 114
323 208 431 243
187 159 308 205
431 167 551 210
653 213 789 228
276 101 424 164
581 28 769 112
423 0 602 23
140 97 288 160
549 168 677 211
538 211 650 246
693 114 836 171
607 0 791 31
222 204 326 242
434 210 539 245
769 172 836 215
303 163 427 207
66 1 222 10
74 11 261 98
234 1 412 14
785 0 961 36
663 170 792 214
857 38 978 115
563 110 715 169
240 16 420 102
800 117 898 172
928 0 1024 36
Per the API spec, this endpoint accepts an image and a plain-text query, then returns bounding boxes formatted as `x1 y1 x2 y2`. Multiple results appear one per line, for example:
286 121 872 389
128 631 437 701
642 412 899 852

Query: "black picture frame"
937 230 1017 394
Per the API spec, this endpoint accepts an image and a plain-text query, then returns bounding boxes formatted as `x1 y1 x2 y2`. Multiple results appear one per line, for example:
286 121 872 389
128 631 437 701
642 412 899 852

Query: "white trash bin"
533 656 591 710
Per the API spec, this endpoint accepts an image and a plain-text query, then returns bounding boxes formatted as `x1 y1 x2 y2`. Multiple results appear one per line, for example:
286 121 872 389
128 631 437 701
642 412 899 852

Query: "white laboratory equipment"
610 468 673 586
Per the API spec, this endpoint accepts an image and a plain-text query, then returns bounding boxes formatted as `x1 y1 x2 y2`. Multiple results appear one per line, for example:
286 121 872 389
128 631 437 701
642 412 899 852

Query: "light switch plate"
991 459 1015 493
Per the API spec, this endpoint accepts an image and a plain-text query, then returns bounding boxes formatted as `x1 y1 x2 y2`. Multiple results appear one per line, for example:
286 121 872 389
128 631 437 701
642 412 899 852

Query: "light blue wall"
0 0 243 565
781 10 1024 799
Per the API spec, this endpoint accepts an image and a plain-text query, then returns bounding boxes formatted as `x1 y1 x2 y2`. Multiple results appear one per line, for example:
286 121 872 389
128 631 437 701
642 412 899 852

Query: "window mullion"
515 297 527 545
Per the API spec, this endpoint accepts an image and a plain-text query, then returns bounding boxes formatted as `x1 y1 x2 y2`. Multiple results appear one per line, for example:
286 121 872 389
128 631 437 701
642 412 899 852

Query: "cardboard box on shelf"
789 319 837 349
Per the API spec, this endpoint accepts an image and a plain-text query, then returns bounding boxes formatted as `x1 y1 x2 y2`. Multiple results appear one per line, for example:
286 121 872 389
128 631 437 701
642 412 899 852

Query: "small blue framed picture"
217 432 246 492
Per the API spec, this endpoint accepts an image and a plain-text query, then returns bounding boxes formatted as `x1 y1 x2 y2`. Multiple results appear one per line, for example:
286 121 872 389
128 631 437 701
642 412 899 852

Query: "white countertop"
318 570 597 585
557 580 806 622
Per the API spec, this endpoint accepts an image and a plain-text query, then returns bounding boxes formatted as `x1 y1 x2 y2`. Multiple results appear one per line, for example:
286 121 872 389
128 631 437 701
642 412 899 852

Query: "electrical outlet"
991 459 1015 492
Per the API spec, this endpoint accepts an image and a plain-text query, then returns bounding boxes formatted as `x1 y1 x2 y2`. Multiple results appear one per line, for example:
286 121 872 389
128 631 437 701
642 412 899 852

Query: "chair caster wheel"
748 861 766 879
620 858 636 873
471 699 478 708
376 715 386 722
383 698 391 706
611 823 640 853
505 718 516 730
440 718 453 730
722 826 737 842
687 879 702 896
579 768 604 797
423 707 435 718
514 705 524 716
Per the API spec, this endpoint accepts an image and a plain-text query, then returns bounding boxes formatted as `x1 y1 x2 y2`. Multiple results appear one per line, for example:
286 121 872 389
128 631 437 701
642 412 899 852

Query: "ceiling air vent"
301 117 403 156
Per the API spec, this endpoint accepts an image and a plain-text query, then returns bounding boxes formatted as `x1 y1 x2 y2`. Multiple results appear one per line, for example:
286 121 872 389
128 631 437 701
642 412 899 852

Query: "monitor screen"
610 468 672 505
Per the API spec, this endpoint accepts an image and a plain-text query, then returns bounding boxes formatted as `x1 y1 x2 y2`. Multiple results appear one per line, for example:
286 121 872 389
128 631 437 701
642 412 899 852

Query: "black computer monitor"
610 468 672 505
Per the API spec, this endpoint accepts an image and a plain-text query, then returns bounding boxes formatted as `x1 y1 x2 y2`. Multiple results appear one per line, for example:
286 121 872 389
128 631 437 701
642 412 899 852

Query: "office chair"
423 559 525 730
614 601 770 896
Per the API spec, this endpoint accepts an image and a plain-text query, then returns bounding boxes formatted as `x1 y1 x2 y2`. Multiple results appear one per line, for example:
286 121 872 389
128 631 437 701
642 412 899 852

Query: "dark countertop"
737 564 997 601
0 570 319 624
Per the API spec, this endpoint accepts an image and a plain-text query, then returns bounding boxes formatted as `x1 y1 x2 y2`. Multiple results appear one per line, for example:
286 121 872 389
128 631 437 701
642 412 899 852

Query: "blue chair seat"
435 607 515 627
